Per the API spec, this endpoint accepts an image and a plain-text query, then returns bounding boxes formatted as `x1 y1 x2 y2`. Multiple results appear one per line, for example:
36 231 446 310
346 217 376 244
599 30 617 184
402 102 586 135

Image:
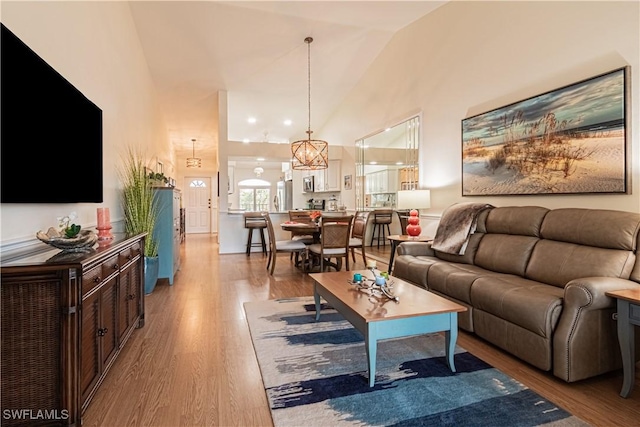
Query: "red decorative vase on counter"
406 209 421 237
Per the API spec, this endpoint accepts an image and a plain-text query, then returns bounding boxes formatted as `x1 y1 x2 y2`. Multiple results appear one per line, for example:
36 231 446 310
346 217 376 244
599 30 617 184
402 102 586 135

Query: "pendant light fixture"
186 138 202 168
291 37 328 170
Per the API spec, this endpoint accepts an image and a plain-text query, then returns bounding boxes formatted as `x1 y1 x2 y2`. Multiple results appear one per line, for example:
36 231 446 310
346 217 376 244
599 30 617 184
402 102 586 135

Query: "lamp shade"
397 189 431 210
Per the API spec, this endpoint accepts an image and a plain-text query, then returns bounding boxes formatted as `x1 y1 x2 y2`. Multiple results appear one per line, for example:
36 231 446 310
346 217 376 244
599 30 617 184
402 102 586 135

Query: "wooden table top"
309 270 466 322
606 288 640 304
387 234 433 243
280 222 320 232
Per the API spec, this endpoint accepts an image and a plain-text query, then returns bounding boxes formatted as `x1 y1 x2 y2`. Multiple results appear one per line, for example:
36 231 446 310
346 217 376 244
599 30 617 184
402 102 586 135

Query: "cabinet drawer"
119 243 142 267
630 303 640 322
82 265 103 296
102 255 120 279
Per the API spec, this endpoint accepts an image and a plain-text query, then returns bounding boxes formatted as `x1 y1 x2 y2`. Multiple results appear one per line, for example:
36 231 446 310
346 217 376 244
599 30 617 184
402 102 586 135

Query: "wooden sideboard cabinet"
154 188 181 284
1 233 146 426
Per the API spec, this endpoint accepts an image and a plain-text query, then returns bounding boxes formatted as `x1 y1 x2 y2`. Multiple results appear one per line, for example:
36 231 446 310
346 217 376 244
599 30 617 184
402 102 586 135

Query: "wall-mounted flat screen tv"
1 23 103 203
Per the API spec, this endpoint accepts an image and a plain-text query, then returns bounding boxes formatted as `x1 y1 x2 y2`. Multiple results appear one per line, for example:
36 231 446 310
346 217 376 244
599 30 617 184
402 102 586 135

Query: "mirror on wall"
355 116 420 210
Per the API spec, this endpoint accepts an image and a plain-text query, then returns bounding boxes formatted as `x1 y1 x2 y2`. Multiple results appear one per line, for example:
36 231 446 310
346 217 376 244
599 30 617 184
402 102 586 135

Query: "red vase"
406 209 421 237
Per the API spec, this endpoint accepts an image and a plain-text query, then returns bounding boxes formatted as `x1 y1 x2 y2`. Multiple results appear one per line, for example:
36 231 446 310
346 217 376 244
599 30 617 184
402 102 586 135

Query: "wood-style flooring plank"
82 233 639 427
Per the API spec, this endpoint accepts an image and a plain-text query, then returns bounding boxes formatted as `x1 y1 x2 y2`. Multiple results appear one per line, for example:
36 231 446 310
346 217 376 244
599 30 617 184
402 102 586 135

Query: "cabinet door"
325 160 341 191
100 276 118 369
80 276 118 406
80 290 100 404
118 261 141 343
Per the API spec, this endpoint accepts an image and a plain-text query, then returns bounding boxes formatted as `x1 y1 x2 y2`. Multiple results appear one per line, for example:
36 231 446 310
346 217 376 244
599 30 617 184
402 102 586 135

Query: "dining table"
280 221 322 243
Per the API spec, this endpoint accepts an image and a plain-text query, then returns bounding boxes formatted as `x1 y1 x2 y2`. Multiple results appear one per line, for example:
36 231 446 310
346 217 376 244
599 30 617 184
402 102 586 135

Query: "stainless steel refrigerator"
276 180 293 212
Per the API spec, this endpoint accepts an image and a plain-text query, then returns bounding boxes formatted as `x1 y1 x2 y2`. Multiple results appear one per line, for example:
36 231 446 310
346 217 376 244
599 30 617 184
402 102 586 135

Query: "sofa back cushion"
540 208 640 250
526 240 636 287
525 208 640 286
475 234 539 276
472 206 548 276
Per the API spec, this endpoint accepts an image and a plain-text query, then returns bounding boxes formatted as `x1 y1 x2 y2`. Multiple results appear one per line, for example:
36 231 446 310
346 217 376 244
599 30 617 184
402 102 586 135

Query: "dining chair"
348 211 370 266
307 215 354 272
262 212 307 275
287 210 316 245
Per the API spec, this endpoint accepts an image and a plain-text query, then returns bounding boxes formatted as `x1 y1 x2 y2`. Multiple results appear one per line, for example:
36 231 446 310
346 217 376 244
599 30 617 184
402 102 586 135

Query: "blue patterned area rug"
244 297 589 427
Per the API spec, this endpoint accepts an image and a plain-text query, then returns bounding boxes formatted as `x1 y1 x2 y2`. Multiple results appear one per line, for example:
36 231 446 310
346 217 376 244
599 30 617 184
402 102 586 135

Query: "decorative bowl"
36 227 98 252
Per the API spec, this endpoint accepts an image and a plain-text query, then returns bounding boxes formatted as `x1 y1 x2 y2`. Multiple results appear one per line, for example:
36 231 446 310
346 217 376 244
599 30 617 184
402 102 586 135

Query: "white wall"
0 2 170 247
320 1 640 214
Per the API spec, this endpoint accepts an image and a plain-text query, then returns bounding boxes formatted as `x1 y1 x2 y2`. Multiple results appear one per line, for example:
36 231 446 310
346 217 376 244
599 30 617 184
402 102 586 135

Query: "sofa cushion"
470 275 564 338
427 261 498 304
525 240 637 287
392 256 436 288
474 234 538 276
484 206 549 236
434 232 483 265
541 208 640 250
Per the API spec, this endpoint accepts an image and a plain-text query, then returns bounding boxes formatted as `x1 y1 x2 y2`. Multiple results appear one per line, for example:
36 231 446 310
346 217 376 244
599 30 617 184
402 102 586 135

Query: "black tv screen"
1 23 103 203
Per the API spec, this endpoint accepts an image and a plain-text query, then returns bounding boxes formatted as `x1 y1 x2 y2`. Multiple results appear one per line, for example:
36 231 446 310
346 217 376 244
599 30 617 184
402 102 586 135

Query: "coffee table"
309 270 467 387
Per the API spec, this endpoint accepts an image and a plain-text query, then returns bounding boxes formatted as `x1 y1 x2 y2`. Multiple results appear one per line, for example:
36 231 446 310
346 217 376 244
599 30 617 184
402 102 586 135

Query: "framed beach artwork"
462 67 629 196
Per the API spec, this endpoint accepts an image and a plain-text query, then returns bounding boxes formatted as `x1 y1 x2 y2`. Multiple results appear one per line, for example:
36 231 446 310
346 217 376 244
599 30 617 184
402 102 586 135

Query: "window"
238 178 270 211
189 179 207 187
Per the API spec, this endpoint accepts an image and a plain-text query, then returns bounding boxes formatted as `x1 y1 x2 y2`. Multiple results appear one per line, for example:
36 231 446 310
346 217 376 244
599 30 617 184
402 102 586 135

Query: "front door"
185 177 212 233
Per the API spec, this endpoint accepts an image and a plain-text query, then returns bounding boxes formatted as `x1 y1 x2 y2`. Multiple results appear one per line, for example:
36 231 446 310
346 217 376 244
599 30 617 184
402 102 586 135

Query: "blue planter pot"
144 256 160 295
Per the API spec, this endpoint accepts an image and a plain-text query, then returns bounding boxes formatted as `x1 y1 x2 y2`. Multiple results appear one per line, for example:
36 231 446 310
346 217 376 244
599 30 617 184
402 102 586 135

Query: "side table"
387 234 433 274
605 288 640 398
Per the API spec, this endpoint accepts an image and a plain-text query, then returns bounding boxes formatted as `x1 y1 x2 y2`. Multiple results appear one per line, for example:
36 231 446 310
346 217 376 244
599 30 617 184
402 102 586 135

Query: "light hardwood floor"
83 233 639 426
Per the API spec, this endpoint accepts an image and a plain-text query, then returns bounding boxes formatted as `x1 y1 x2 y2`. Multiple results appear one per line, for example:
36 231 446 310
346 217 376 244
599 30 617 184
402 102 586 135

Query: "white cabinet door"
325 160 341 191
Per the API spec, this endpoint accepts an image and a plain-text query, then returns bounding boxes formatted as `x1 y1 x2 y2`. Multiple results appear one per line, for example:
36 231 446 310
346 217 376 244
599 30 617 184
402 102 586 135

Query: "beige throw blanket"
431 202 494 255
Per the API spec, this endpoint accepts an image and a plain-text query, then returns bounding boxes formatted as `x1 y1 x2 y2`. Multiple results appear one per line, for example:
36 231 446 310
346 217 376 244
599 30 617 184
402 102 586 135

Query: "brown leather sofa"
393 206 640 382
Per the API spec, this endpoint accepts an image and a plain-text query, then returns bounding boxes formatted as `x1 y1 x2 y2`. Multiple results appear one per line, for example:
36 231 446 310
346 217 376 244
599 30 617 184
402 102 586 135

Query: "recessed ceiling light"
369 161 378 165
256 157 265 161
283 119 292 126
396 162 404 165
243 138 250 143
385 127 391 132
248 117 256 124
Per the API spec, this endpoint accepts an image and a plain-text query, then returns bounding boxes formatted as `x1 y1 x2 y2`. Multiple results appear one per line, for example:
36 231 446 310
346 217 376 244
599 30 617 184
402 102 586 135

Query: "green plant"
120 148 160 257
148 171 168 183
57 211 81 238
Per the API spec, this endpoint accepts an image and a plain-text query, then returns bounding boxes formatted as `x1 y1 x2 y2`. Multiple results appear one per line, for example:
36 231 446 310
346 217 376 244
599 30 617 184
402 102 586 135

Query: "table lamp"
396 189 431 237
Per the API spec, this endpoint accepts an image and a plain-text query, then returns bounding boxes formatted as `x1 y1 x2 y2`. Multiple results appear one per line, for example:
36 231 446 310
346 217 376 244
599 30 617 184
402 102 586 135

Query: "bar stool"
243 212 267 256
370 209 393 248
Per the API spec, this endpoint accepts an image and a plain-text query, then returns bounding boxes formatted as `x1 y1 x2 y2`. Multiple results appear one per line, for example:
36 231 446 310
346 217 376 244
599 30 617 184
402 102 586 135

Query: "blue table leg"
444 312 458 372
365 327 377 387
314 287 322 321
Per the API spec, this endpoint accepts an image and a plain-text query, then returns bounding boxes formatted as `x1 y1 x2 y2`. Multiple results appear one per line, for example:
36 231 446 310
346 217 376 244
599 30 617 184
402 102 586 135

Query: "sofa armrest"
563 277 639 310
396 241 435 257
553 277 640 381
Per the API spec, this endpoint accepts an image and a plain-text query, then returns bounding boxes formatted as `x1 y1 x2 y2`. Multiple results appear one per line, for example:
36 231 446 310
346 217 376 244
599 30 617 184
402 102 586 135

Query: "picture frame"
344 174 352 190
462 67 628 196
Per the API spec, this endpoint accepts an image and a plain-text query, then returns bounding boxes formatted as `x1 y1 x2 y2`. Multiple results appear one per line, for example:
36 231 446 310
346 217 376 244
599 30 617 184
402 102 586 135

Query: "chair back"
396 209 416 235
288 210 314 224
244 211 267 229
320 215 354 250
351 211 370 239
261 212 276 253
372 209 393 225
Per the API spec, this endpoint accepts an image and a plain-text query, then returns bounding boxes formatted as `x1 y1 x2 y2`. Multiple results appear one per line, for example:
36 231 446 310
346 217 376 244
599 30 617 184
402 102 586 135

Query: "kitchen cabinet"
1 233 145 426
154 188 181 285
312 160 341 192
365 169 398 194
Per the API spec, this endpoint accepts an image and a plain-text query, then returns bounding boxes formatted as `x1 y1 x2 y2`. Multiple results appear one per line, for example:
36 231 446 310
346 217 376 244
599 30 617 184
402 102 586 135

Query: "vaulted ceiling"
128 1 446 165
